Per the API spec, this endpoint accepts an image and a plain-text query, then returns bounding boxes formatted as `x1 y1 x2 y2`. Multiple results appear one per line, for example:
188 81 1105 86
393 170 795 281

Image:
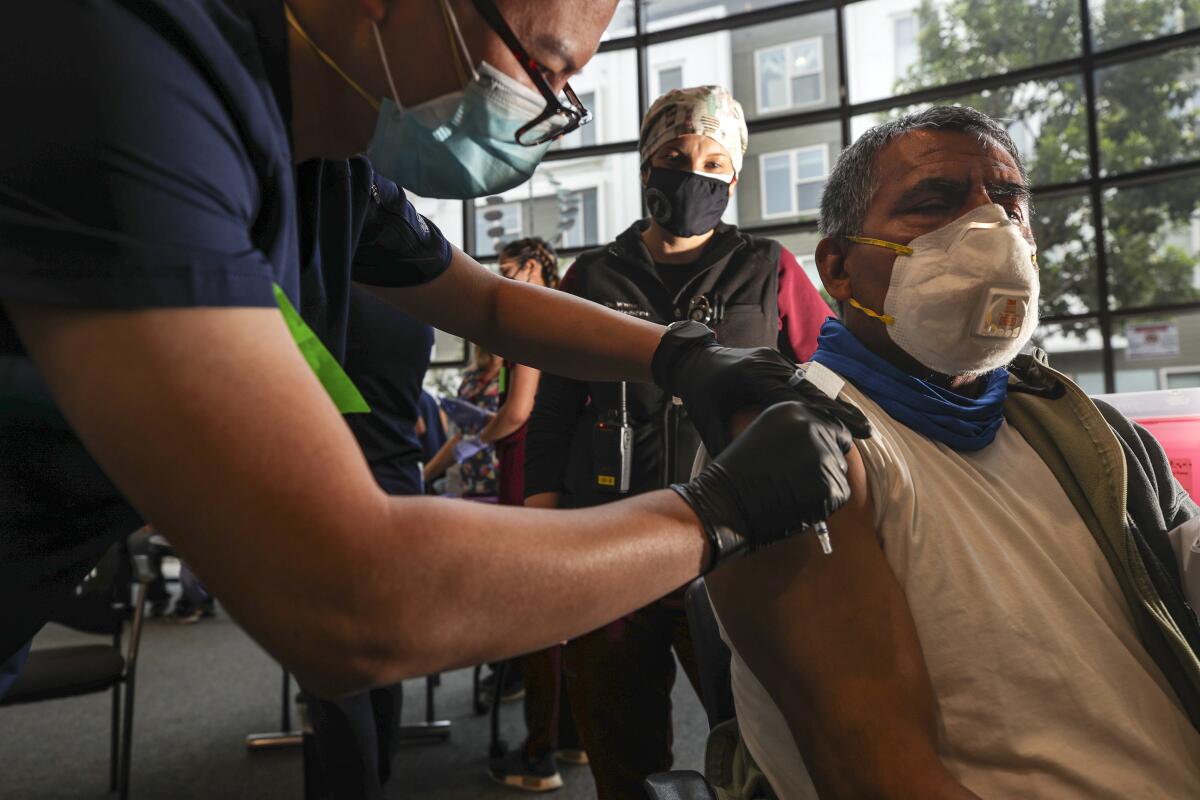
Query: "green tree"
884 0 1200 334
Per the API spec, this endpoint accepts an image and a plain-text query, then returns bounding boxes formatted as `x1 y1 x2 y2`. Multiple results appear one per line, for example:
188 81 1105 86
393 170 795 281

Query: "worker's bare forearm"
4 298 691 701
487 276 660 383
352 489 707 684
366 252 662 383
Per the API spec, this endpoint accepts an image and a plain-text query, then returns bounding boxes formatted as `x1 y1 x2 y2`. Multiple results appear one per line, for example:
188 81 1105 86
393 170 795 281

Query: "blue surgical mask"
284 2 551 200
367 61 553 199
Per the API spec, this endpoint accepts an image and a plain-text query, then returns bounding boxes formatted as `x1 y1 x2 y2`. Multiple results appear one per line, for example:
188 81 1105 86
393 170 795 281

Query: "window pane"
658 65 684 94
1103 175 1200 311
1092 0 1200 50
474 202 523 253
1112 310 1200 392
407 192 464 250
469 153 641 255
790 73 822 106
790 40 821 76
1034 192 1098 316
646 29 735 111
579 92 597 147
744 122 840 224
845 0 1081 104
893 13 919 77
761 154 792 216
736 13 838 118
1029 319 1106 395
647 14 837 119
793 147 826 180
849 76 1090 185
795 179 825 215
1096 45 1200 176
602 0 637 40
645 0 799 33
757 48 788 110
550 50 638 150
431 328 468 367
1167 370 1200 389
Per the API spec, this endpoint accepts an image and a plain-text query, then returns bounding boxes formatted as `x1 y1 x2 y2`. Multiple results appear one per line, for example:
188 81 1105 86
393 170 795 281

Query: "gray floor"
0 605 707 799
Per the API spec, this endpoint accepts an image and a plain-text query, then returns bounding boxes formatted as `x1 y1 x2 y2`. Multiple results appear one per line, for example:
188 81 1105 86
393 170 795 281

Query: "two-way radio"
593 381 634 494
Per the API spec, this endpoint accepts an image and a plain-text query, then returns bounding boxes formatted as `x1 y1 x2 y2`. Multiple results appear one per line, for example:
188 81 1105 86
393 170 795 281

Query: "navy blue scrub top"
344 286 435 495
0 0 453 663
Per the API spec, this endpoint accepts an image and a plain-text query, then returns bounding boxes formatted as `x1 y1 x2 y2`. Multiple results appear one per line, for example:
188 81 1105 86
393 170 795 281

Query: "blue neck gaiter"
811 319 1009 452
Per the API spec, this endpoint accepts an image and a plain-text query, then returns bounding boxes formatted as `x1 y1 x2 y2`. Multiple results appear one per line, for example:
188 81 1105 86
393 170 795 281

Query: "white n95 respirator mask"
845 203 1039 377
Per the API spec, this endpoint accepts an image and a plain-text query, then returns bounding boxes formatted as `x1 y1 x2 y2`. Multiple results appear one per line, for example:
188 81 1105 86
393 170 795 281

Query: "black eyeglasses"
469 0 593 146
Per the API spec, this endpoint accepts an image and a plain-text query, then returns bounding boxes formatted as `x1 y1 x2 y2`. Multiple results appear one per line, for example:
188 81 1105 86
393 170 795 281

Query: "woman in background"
480 240 589 791
424 344 501 498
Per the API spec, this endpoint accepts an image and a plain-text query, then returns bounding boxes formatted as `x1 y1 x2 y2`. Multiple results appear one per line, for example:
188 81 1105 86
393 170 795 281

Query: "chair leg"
472 665 487 716
489 661 508 759
110 682 122 792
281 669 292 731
119 675 137 800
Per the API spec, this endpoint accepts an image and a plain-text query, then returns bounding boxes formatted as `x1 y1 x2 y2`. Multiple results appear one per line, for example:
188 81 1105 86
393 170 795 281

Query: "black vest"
560 221 780 506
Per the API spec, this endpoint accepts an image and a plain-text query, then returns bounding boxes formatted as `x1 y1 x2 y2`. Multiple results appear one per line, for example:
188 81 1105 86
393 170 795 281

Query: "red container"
1093 389 1200 503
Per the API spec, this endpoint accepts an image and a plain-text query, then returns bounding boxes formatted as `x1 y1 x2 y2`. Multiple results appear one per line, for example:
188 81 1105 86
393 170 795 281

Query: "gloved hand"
670 400 861 572
453 435 486 463
651 321 870 455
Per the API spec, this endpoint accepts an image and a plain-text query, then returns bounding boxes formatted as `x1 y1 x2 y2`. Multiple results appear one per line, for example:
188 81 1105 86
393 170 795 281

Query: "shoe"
488 749 563 792
170 606 204 625
554 748 588 766
170 601 215 625
148 598 171 618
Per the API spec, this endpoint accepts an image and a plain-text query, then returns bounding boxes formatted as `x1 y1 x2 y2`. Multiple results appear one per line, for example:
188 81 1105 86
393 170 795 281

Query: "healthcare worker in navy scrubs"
0 0 869 705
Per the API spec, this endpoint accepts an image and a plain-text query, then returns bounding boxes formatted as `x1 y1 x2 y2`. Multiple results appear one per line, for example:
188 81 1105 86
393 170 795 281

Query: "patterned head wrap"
639 85 748 175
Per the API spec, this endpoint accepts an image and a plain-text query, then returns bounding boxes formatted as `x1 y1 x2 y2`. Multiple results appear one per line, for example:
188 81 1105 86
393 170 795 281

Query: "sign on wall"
1126 321 1180 360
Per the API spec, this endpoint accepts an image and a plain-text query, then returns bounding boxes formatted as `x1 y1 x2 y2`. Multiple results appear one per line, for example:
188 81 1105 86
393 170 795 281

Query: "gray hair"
818 106 1028 240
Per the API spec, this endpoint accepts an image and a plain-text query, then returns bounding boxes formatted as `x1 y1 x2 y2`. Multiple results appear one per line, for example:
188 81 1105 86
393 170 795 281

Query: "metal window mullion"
635 0 648 219
835 1 852 150
1077 0 1117 393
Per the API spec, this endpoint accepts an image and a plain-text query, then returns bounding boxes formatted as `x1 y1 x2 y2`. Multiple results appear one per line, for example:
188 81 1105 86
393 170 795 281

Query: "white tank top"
718 379 1200 799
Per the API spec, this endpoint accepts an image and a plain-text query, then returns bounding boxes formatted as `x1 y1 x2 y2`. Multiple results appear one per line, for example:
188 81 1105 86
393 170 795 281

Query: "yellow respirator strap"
285 5 381 111
845 235 914 256
848 297 895 325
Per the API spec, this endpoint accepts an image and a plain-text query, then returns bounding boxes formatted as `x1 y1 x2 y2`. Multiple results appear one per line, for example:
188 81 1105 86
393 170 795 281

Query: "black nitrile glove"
670 401 860 572
651 321 871 455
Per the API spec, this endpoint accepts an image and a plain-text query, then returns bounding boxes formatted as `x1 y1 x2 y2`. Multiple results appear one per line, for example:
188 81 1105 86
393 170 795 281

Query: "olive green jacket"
708 351 1200 799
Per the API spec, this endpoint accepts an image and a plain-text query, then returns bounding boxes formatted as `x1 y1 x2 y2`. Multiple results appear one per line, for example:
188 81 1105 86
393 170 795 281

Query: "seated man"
708 105 1200 799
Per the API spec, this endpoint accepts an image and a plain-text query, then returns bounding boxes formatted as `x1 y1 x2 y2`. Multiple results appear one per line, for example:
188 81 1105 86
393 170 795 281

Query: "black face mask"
643 166 731 238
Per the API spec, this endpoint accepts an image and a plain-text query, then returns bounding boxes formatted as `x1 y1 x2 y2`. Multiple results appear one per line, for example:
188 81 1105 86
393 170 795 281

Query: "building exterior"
411 0 1199 392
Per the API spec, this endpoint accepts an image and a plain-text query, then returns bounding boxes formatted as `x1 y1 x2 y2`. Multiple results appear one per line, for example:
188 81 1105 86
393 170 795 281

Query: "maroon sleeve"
777 247 833 361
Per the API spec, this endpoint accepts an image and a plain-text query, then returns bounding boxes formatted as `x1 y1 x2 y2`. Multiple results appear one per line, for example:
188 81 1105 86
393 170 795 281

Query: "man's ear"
728 174 738 197
815 236 852 302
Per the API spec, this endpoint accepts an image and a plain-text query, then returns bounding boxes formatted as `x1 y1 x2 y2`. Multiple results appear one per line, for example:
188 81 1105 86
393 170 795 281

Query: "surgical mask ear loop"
370 23 401 107
437 0 479 84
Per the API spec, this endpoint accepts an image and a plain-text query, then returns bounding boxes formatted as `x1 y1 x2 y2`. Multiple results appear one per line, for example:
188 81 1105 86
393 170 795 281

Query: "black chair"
644 577 732 800
0 541 154 800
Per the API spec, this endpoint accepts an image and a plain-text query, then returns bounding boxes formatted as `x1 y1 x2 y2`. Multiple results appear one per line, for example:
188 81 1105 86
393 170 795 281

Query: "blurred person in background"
302 285 435 799
424 343 502 498
519 85 833 798
485 239 588 791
